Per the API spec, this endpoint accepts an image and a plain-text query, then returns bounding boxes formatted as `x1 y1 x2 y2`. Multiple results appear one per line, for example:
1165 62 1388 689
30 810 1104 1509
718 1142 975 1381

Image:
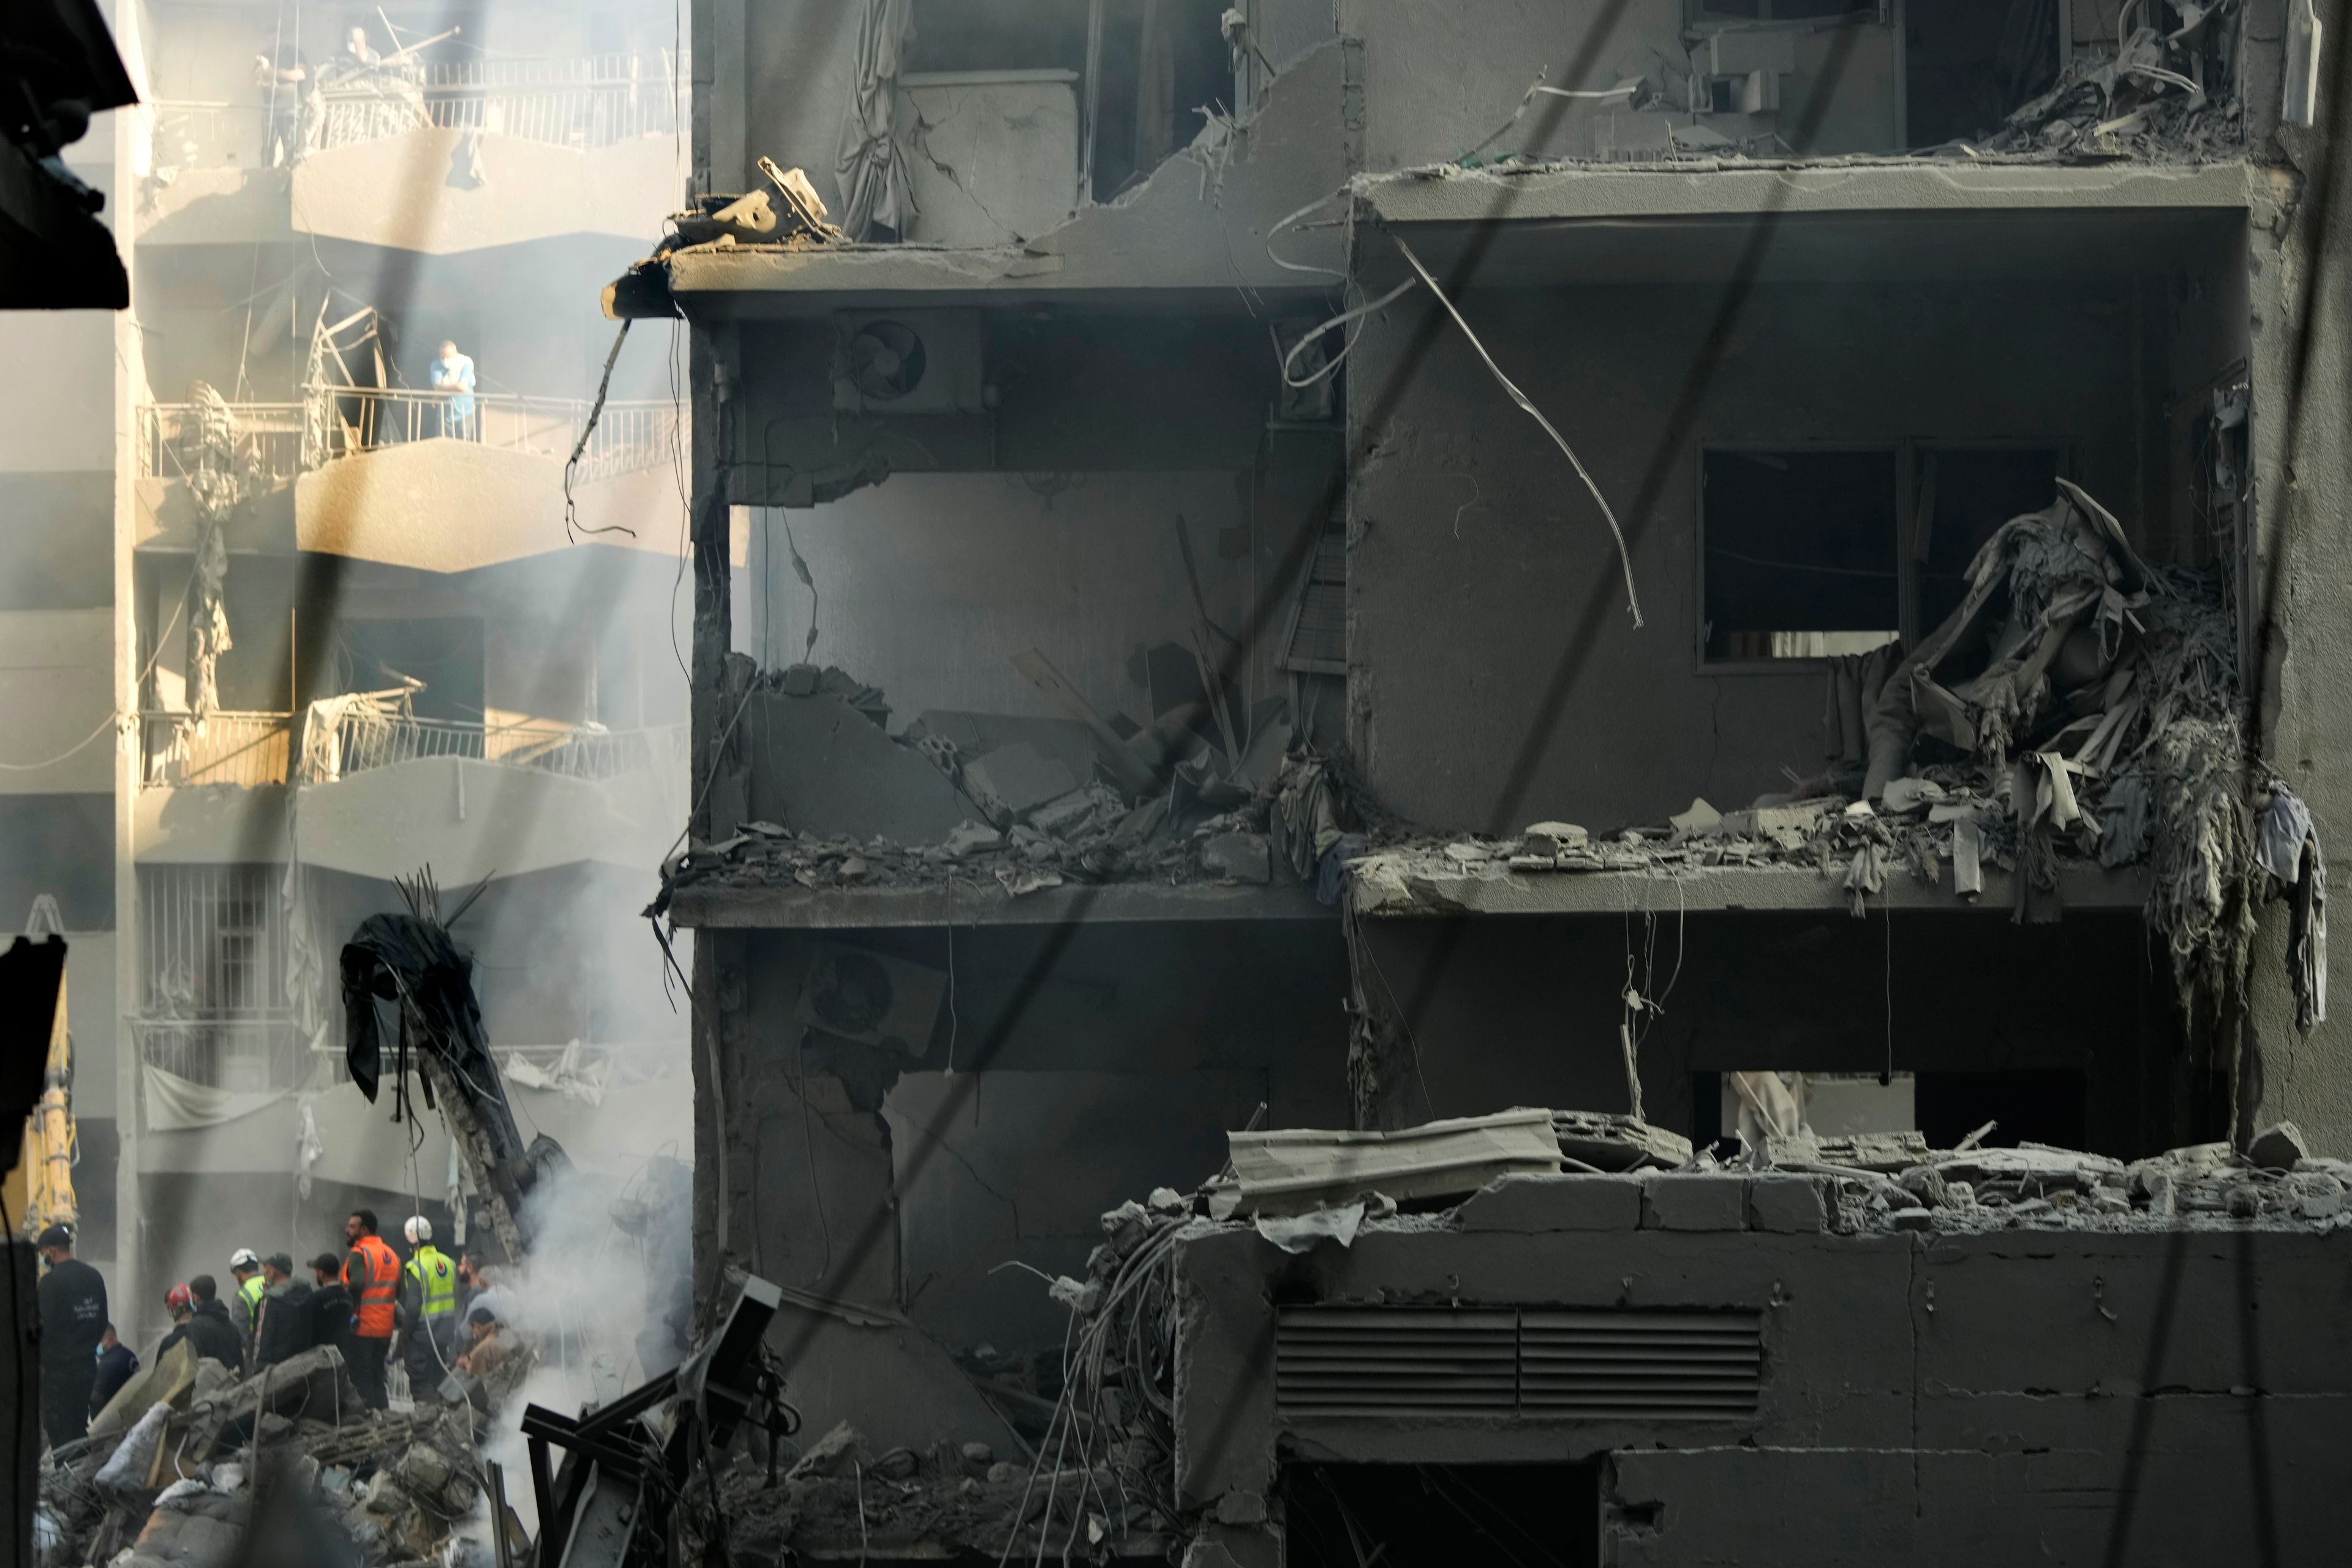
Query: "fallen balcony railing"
137 402 304 485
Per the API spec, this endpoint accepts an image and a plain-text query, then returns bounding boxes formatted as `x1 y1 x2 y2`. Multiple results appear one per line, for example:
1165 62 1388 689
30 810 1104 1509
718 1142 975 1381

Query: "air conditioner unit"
832 309 987 416
793 942 948 1055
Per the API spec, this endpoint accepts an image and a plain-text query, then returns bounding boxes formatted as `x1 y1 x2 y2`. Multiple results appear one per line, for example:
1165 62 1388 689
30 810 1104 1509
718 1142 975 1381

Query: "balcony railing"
304 710 688 784
138 706 685 791
312 52 681 156
141 710 295 788
137 401 304 486
138 391 677 484
135 1014 336 1093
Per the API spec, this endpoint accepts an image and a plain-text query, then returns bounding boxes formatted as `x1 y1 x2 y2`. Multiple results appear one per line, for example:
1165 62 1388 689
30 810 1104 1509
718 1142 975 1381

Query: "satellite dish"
849 320 926 401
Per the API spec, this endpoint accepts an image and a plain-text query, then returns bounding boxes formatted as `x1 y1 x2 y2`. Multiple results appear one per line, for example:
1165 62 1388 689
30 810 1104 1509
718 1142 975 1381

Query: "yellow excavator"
2 903 75 1237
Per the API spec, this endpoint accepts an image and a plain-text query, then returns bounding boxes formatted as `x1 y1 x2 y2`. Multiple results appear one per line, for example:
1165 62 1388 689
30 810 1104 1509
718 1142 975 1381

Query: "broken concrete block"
1670 797 1722 834
1201 831 1272 883
1214 1490 1268 1526
943 820 1003 857
1523 821 1588 856
788 1421 866 1481
986 1461 1022 1484
2248 1121 2309 1170
747 688 975 843
2296 1174 2344 1219
1640 1173 1749 1232
1747 1173 1830 1233
780 664 820 696
962 742 1080 824
1458 1173 1642 1232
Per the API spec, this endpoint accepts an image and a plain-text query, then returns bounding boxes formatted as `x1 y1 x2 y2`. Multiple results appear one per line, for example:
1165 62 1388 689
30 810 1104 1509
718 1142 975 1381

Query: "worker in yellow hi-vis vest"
399 1215 462 1387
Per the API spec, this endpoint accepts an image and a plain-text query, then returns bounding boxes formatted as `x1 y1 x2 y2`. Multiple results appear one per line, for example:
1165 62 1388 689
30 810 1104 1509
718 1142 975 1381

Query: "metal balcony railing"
305 710 688 783
134 1014 337 1093
304 386 679 481
312 52 682 155
141 711 295 788
137 391 678 484
137 401 304 486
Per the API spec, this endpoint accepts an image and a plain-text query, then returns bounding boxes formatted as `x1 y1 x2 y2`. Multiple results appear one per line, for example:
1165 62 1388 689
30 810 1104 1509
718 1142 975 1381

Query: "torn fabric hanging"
2259 784 2328 1030
832 0 916 239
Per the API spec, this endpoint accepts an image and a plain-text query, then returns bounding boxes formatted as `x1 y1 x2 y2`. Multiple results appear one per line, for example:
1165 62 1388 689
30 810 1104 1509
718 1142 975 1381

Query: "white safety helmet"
228 1247 260 1271
404 1215 432 1245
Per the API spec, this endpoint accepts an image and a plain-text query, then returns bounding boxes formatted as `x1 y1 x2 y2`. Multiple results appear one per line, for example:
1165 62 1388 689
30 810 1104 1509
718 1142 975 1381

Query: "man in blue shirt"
430 339 477 439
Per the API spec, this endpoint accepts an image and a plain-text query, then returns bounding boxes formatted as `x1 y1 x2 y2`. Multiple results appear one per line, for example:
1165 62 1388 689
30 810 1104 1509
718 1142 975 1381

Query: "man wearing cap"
227 1248 265 1365
35 1223 106 1447
398 1215 459 1389
341 1209 401 1409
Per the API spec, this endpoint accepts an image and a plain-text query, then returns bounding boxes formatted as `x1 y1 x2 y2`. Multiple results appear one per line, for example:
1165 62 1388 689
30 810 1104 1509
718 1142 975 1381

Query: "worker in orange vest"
341 1208 402 1409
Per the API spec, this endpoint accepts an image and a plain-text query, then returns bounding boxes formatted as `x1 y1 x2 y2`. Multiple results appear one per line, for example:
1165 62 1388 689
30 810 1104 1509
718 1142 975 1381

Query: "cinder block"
1640 1173 1749 1232
1747 1173 1830 1234
1457 1173 1642 1232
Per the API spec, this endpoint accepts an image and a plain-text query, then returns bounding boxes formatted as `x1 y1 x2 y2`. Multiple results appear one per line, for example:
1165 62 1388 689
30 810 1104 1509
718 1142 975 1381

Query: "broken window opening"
1283 1462 1600 1568
899 0 1235 218
1700 447 1900 664
1904 0 2062 148
1910 443 2065 637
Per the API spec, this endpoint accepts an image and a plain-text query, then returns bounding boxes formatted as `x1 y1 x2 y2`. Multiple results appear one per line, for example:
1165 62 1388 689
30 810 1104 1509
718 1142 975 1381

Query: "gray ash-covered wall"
1172 1177 2352 1566
694 919 1349 1441
1343 245 2249 836
1350 909 2198 1156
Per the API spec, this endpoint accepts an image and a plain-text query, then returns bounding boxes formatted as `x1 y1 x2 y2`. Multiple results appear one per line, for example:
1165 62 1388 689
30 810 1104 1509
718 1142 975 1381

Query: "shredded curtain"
832 0 916 239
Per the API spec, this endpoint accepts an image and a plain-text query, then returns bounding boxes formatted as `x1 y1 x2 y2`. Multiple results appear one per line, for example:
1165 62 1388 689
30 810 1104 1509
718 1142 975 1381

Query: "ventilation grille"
1276 1306 1762 1423
1277 1309 1518 1419
1519 1309 1762 1420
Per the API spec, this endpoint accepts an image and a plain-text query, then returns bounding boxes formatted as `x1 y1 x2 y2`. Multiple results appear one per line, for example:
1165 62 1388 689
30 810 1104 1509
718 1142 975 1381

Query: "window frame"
1694 437 2073 674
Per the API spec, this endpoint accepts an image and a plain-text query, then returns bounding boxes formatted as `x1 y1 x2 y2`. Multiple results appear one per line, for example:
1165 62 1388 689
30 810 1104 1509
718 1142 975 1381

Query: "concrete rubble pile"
39 1341 530 1568
662 648 1374 908
1981 0 2247 158
1349 484 2323 1030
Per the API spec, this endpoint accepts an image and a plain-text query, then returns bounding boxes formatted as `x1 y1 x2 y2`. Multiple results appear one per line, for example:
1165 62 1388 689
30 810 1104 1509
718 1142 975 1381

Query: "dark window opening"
1905 0 2061 148
1911 446 2063 634
1702 447 1899 662
1284 1463 1599 1568
340 616 485 722
1914 1069 2087 1153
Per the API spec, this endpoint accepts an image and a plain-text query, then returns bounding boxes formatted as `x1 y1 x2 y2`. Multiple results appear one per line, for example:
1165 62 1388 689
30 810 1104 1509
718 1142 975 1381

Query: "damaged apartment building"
0 0 699 1345
627 1 2352 1562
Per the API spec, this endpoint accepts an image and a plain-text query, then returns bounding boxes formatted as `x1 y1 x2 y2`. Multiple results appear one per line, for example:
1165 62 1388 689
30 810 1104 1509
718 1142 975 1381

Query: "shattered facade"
659 0 2352 1562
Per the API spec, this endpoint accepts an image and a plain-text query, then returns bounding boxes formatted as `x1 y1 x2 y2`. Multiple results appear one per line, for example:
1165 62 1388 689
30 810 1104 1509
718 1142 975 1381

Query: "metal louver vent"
1519 1309 1762 1420
1276 1308 1518 1418
1275 1306 1762 1423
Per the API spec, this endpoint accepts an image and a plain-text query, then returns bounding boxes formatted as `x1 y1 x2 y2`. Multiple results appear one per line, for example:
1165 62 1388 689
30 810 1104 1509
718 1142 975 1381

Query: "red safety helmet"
165 1283 194 1311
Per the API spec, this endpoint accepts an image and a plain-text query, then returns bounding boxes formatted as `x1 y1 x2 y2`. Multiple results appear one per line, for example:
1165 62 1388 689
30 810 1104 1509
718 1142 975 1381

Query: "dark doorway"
1283 1462 1599 1568
341 616 484 721
1912 446 2064 632
1904 0 2059 148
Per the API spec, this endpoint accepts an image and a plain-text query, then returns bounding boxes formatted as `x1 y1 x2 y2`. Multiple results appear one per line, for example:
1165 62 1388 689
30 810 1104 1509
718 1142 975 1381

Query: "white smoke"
467 1153 693 1534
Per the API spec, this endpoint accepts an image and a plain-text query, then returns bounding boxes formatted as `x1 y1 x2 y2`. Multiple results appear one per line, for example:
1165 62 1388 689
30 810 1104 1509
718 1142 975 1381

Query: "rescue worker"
227 1247 266 1363
341 1209 400 1409
90 1324 138 1415
398 1215 459 1390
307 1253 356 1366
36 1223 106 1447
253 1253 315 1368
157 1280 240 1370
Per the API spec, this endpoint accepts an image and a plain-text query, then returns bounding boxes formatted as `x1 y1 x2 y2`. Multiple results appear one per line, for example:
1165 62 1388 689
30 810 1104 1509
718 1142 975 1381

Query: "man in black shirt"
307 1253 356 1365
164 1275 243 1369
253 1253 315 1367
90 1324 138 1414
35 1224 106 1447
